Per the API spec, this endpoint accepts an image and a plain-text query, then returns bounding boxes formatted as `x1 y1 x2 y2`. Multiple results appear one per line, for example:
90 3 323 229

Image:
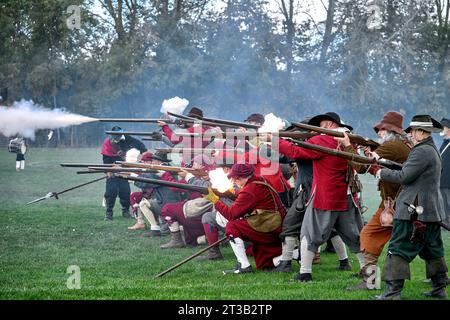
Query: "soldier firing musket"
291 121 380 149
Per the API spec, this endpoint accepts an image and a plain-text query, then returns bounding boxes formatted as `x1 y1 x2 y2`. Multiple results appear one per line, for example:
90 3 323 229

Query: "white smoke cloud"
160 97 189 118
258 113 286 133
125 148 140 163
0 100 96 139
209 168 232 193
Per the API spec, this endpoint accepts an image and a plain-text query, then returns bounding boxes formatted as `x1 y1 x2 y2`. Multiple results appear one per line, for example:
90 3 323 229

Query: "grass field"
0 148 448 300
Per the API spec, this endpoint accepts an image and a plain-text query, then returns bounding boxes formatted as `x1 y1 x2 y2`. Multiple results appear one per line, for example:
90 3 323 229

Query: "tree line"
1 0 449 147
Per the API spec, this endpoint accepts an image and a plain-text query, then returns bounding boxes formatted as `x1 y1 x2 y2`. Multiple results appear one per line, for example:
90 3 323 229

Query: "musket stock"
291 122 380 149
289 139 402 170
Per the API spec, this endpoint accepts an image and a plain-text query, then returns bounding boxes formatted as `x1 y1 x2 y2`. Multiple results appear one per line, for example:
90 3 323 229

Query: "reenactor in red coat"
277 112 365 282
205 163 286 273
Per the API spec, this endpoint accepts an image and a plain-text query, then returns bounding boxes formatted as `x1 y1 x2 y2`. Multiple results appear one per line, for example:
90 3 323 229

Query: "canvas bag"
245 181 282 233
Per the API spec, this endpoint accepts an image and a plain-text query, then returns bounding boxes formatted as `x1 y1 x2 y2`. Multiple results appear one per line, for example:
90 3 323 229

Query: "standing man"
277 112 365 282
101 126 147 221
376 115 448 300
439 117 450 226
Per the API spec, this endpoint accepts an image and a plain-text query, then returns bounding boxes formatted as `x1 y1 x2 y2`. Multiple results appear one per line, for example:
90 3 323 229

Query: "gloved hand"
204 188 219 204
410 220 426 244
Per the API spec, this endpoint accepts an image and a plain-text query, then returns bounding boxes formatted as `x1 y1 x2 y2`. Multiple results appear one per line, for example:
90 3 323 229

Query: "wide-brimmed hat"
191 154 215 171
183 198 214 218
308 112 353 131
151 150 172 162
373 111 405 135
244 113 265 126
187 107 203 120
140 152 153 162
440 117 450 128
227 163 255 179
405 115 443 133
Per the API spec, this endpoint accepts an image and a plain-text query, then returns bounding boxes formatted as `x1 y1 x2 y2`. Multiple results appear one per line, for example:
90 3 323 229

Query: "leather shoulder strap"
250 181 279 211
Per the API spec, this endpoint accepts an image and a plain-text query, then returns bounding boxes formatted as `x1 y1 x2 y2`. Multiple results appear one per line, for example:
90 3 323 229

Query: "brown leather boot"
312 252 321 264
160 231 185 249
127 222 146 230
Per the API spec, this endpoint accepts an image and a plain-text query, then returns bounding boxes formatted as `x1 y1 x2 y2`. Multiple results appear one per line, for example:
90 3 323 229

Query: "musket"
83 167 160 174
291 122 380 149
154 147 237 154
27 176 107 205
61 163 116 168
117 174 236 200
116 161 209 177
105 131 163 137
154 236 229 278
173 131 318 140
167 112 260 129
289 139 403 170
98 117 239 129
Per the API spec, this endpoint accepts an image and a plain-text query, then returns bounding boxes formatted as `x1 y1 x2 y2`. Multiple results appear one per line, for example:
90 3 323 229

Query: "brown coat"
345 140 410 208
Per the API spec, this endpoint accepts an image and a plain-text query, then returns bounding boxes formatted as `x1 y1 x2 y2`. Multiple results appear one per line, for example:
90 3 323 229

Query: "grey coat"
380 137 444 222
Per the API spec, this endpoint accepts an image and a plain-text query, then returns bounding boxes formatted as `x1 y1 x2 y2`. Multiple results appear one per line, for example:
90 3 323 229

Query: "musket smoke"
209 168 232 192
160 97 189 118
0 100 96 139
258 113 286 133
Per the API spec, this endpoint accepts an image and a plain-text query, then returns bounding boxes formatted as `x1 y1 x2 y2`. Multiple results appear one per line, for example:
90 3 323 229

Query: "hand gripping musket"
154 236 230 278
115 161 209 177
117 174 237 200
288 139 403 170
167 111 260 129
26 176 107 205
291 122 380 149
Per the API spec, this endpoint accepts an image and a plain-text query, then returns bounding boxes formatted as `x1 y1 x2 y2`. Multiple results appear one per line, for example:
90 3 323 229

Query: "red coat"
215 149 290 194
278 135 349 211
162 124 211 148
215 175 286 220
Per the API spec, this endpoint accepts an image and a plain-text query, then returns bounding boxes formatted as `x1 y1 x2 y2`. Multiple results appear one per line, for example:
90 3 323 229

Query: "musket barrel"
98 118 173 123
118 175 209 194
61 163 115 168
105 131 162 136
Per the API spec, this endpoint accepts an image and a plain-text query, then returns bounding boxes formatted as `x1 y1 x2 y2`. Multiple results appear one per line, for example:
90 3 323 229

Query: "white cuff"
375 169 382 180
185 173 194 182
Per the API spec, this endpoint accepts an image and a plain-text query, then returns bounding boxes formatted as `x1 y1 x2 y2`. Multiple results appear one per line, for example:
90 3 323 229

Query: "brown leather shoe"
128 223 147 230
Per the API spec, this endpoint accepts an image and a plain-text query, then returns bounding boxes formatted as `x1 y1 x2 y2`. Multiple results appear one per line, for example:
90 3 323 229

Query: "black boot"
338 258 352 271
376 280 404 300
104 210 113 221
104 196 115 221
423 258 448 299
273 260 292 273
423 273 448 299
291 273 312 282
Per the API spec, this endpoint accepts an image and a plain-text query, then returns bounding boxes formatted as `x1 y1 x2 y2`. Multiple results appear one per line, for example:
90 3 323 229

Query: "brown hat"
244 113 265 126
373 111 405 135
187 107 203 120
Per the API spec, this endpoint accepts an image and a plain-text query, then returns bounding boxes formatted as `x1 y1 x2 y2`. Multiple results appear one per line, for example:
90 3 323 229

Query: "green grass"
0 148 448 299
